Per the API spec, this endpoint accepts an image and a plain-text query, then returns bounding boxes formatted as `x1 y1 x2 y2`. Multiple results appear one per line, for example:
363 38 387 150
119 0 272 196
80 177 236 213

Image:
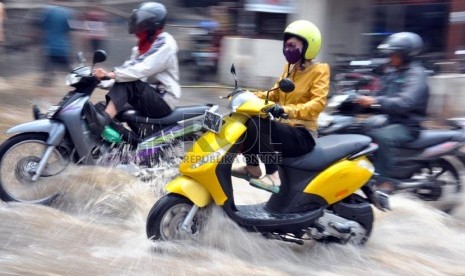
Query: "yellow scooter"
146 65 390 245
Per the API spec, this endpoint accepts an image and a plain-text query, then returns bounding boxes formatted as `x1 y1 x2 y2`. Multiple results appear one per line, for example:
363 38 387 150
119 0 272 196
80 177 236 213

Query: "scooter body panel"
6 119 66 146
179 114 249 205
166 175 212 207
56 97 97 162
235 97 274 116
304 156 374 204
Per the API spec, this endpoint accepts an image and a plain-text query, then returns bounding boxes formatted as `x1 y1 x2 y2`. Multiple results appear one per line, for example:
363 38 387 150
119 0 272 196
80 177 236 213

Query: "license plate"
203 110 223 133
46 105 60 118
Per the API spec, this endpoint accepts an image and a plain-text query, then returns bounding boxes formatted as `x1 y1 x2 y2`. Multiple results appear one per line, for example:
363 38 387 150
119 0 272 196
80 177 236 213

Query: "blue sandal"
249 176 280 193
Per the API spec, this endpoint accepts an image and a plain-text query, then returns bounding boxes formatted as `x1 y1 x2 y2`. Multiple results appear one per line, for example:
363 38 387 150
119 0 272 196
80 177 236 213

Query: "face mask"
283 47 302 64
136 30 149 39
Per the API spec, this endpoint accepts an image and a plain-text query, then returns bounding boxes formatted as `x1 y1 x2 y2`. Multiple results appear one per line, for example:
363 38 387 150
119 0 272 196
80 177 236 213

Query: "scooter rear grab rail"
348 143 378 160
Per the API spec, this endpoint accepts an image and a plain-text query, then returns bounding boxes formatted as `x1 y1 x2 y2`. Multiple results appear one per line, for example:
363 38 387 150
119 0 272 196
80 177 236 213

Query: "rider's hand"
265 104 285 118
356 96 377 108
93 68 115 80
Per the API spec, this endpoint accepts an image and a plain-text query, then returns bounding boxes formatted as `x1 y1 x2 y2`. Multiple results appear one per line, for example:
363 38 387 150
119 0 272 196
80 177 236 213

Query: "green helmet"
284 20 322 60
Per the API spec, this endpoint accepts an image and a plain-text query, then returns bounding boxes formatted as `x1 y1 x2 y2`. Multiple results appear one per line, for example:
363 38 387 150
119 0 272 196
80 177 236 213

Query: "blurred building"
218 0 460 87
2 0 465 118
2 0 464 81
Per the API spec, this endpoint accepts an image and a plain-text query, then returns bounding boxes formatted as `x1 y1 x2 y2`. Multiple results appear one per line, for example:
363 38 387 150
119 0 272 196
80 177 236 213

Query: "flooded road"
1 75 465 275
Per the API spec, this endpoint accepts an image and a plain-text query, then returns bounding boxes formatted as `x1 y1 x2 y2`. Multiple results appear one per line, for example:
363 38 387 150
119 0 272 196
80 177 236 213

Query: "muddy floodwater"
1 75 465 275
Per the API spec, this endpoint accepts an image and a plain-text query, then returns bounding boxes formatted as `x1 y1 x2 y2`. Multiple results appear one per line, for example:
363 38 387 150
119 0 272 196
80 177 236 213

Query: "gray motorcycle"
318 88 465 212
0 50 217 204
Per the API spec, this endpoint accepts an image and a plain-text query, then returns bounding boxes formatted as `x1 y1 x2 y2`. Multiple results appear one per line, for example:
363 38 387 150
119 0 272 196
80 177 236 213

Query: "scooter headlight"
65 73 82 86
229 91 257 111
65 66 91 86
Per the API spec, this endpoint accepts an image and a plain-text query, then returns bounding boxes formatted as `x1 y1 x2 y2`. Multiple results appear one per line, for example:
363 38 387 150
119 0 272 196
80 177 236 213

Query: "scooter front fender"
166 175 212 207
6 119 66 146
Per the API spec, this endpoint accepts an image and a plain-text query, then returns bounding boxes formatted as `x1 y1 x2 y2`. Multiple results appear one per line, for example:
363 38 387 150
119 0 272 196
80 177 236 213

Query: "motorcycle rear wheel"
146 194 203 241
316 194 373 245
0 133 70 204
411 158 462 212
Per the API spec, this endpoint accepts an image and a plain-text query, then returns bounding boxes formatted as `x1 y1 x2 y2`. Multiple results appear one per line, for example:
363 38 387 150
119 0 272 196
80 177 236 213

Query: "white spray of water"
0 165 464 275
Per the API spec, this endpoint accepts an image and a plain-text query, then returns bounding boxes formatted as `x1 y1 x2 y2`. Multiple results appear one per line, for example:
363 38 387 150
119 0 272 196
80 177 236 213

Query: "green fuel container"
101 126 121 144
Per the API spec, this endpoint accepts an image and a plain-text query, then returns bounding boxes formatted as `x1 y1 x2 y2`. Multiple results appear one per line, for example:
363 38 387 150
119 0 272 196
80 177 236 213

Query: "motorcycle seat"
401 130 465 149
119 105 210 125
282 134 372 171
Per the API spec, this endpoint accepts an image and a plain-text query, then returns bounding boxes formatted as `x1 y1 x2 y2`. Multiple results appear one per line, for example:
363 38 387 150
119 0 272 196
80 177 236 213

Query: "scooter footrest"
232 203 324 232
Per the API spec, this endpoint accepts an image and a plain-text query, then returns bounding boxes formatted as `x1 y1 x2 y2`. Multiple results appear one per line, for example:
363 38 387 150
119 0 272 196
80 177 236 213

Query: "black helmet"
129 2 167 34
377 32 423 62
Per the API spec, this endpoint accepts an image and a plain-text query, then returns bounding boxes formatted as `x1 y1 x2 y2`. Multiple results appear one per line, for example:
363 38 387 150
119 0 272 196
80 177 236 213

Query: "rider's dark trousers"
105 80 172 118
242 117 315 175
366 124 416 178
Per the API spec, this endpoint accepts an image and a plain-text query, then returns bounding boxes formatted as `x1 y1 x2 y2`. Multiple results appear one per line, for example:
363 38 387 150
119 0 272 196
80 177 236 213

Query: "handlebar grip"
101 75 111 81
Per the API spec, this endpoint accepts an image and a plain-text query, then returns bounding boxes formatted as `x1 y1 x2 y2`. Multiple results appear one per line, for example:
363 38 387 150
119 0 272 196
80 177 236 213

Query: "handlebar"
267 113 288 120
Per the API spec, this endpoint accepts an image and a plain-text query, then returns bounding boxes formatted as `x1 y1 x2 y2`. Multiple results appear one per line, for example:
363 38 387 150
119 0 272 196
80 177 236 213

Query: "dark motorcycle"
189 22 220 82
318 89 465 212
445 117 465 168
0 50 217 204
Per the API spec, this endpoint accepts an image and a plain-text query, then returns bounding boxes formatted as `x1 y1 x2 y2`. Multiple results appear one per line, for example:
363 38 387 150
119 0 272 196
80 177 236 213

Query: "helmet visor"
128 9 137 34
377 43 403 56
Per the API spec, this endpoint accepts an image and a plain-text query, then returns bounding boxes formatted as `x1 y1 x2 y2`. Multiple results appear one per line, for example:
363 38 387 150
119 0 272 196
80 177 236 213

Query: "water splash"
0 165 464 275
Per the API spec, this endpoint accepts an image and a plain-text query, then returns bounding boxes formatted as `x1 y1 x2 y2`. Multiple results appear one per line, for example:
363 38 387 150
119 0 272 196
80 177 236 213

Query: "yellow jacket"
256 62 330 132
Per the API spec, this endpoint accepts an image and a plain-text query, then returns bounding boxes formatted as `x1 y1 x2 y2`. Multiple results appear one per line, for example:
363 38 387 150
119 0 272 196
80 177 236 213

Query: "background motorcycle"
318 88 465 212
187 20 220 82
0 50 217 204
145 64 389 246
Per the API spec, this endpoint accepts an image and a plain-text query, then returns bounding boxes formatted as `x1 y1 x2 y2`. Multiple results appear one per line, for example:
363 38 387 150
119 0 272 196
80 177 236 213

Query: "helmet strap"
299 59 305 71
286 63 292 78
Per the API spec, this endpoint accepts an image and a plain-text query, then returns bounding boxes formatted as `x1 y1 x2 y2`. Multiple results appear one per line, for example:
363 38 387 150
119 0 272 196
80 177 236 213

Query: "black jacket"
375 61 429 135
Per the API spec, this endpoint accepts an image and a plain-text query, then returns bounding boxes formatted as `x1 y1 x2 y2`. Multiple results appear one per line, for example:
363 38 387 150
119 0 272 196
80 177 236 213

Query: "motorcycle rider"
355 32 429 193
86 2 180 134
232 20 330 191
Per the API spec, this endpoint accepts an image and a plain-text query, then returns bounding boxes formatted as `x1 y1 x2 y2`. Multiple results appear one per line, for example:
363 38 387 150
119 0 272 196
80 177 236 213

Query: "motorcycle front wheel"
146 194 203 241
0 133 70 204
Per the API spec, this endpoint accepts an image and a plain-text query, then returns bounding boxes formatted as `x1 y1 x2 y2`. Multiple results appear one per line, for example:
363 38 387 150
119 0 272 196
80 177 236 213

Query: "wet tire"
317 194 374 245
0 133 69 204
146 194 203 241
411 157 462 212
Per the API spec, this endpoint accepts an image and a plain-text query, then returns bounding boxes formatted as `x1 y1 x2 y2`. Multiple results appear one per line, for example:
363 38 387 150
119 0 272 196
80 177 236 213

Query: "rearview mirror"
92 50 107 64
230 63 237 89
278 78 295 93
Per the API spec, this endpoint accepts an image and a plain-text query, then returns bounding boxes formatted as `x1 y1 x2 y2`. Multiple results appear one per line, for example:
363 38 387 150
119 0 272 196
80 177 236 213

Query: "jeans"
366 124 416 177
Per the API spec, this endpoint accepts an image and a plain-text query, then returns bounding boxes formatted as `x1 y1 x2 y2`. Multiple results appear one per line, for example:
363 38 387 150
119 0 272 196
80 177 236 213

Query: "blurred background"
1 0 465 120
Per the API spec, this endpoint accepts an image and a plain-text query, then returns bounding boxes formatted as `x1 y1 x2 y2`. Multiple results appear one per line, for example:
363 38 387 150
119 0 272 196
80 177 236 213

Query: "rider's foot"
374 181 396 194
231 165 262 181
249 173 281 193
266 171 281 186
33 105 45 119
